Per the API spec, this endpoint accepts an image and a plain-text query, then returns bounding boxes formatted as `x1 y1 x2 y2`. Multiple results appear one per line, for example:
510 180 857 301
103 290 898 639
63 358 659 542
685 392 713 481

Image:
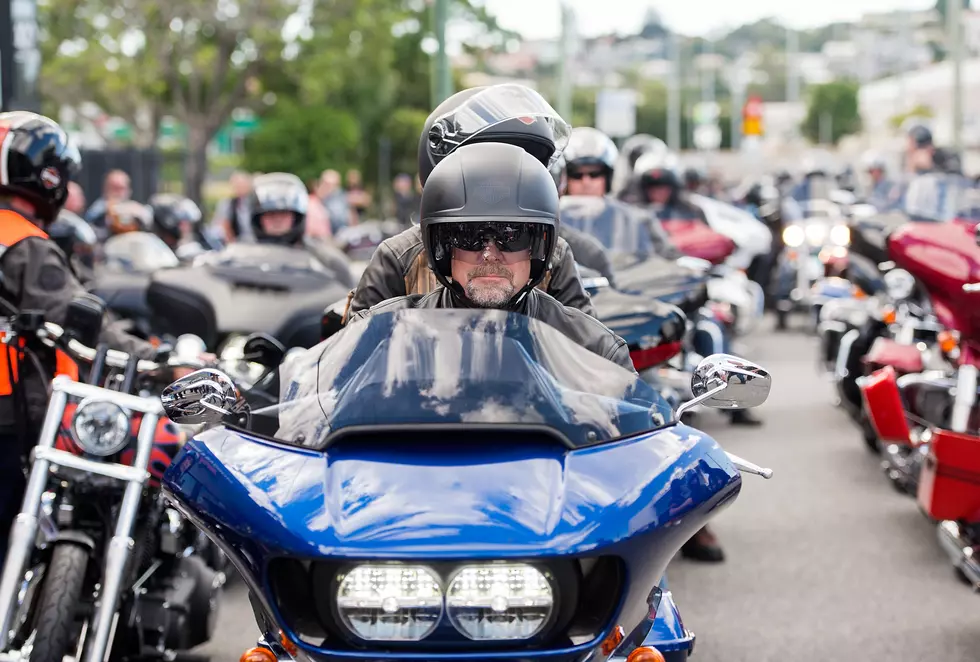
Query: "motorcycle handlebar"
24 322 208 375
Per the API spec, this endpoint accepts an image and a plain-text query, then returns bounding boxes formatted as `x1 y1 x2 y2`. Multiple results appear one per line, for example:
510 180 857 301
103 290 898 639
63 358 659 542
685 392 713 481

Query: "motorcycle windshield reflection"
102 232 180 272
263 309 675 450
904 173 977 222
559 195 657 257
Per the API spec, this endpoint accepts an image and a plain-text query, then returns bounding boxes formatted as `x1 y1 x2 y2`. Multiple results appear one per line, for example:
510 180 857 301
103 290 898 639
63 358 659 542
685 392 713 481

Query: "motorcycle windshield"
102 232 180 272
559 195 656 257
265 309 675 450
903 173 976 222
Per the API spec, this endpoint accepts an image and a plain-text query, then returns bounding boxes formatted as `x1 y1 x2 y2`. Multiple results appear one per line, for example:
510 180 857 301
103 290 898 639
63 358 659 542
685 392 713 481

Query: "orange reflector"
601 625 625 655
627 646 667 662
881 306 896 325
279 630 298 656
939 330 959 354
240 647 277 662
852 285 867 299
787 250 798 261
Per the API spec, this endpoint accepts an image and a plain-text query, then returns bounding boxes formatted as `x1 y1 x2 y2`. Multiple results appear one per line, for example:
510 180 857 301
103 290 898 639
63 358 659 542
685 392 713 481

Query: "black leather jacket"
347 225 596 318
349 287 634 373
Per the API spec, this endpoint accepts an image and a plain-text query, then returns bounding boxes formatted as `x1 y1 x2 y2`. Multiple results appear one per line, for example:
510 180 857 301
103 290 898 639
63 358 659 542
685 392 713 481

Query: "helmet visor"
428 85 571 167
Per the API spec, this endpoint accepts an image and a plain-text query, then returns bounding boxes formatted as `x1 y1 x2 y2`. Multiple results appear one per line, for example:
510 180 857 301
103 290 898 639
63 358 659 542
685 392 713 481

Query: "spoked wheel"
25 543 89 662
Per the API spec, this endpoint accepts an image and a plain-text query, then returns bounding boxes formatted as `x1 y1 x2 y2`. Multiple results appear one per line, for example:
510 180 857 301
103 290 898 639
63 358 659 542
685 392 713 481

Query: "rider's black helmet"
420 142 559 308
148 193 202 241
0 112 81 224
418 84 570 187
682 166 705 191
248 173 308 245
907 123 933 149
563 127 619 191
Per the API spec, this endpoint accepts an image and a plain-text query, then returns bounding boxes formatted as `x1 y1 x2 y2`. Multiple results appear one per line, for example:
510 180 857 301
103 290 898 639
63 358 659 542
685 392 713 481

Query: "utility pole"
949 0 964 154
786 26 800 140
430 0 452 107
667 28 681 151
556 0 574 120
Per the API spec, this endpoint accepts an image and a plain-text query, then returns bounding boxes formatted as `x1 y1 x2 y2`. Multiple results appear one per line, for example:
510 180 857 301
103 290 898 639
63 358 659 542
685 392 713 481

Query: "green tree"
242 102 361 184
38 0 299 203
801 81 862 144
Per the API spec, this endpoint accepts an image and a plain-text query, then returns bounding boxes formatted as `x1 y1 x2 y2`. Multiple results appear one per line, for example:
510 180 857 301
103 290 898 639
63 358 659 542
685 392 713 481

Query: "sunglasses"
567 170 606 180
444 222 538 253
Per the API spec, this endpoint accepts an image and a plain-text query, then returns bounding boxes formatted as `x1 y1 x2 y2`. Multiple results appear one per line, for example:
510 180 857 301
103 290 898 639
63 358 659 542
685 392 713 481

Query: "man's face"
260 211 294 236
566 166 607 197
65 182 85 214
231 174 252 197
868 167 884 184
645 184 672 205
393 175 412 195
319 171 340 195
451 240 531 308
105 173 131 202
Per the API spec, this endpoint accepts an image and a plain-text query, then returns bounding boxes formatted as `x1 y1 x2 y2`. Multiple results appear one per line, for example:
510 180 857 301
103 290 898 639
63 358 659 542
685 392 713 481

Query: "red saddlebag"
918 429 980 522
859 366 912 445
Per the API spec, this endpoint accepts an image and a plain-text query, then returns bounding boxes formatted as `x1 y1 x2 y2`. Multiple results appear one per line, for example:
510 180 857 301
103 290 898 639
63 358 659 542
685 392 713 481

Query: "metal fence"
75 148 185 204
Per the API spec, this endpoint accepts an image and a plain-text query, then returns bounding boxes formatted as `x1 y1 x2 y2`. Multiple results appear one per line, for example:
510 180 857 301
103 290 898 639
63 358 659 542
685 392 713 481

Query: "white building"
859 59 980 147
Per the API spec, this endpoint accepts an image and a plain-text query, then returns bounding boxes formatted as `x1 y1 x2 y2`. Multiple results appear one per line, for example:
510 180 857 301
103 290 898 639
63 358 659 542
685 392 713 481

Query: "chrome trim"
951 365 978 434
32 448 148 484
938 521 980 590
82 412 159 662
834 329 861 382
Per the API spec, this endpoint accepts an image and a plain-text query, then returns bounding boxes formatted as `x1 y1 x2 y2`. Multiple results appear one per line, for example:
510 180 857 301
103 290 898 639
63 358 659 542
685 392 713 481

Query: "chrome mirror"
689 353 771 410
161 369 246 425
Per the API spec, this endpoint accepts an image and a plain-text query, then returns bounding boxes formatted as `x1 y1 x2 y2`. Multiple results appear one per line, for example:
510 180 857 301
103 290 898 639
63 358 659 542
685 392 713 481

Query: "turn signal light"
939 330 959 354
627 646 667 662
279 631 298 657
601 625 625 655
852 285 867 300
881 306 897 325
240 647 277 662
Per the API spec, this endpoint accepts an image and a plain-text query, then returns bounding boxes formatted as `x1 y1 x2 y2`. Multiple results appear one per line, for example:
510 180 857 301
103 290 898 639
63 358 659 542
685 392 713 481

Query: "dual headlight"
70 398 131 457
335 563 554 642
782 223 850 248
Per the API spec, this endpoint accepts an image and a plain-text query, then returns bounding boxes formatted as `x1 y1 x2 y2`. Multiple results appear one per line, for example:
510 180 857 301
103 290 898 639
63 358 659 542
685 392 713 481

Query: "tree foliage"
37 0 300 203
801 80 862 144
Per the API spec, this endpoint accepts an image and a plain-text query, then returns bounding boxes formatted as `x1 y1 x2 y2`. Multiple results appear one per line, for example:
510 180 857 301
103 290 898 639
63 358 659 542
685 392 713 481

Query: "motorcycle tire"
29 543 89 662
859 412 879 454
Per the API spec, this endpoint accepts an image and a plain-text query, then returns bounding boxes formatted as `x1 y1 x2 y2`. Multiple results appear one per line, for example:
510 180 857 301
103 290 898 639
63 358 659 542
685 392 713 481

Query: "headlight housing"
446 564 555 640
830 224 850 246
805 222 827 246
335 565 443 641
782 225 805 247
70 398 131 457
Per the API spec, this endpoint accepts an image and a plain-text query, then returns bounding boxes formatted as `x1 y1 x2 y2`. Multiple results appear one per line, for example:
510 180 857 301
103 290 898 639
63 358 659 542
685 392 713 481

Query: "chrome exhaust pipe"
938 520 980 590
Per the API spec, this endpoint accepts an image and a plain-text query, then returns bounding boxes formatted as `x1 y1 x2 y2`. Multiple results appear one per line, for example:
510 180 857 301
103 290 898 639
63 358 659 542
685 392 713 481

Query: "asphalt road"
194 319 980 661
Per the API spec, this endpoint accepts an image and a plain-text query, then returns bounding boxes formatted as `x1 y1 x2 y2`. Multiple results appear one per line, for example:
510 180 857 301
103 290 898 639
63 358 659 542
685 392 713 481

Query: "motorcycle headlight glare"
830 224 850 246
335 565 443 641
446 564 554 640
782 225 805 247
70 399 131 457
805 222 827 246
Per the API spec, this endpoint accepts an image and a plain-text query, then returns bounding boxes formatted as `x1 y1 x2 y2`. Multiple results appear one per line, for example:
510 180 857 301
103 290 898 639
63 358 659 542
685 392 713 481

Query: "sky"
482 0 940 39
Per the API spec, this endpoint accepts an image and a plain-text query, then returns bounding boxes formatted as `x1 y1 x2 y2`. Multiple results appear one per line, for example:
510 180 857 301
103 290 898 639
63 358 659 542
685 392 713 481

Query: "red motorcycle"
860 220 980 586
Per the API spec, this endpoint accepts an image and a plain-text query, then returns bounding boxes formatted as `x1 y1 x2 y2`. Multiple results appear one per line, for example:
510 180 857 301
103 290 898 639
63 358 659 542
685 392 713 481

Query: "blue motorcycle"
159 309 772 662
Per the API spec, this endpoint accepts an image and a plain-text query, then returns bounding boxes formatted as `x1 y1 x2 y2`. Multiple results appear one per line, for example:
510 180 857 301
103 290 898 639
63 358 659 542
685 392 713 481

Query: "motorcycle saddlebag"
918 429 980 522
859 366 912 444
863 337 923 374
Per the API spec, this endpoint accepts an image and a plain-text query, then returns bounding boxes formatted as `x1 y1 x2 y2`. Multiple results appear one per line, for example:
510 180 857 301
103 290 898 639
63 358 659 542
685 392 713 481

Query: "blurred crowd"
70 167 424 245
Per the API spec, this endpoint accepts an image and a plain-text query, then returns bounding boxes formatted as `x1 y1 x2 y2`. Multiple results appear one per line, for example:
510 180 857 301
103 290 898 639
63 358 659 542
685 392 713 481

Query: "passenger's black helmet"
148 193 202 241
418 84 570 186
248 173 308 245
907 123 933 149
420 142 559 308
